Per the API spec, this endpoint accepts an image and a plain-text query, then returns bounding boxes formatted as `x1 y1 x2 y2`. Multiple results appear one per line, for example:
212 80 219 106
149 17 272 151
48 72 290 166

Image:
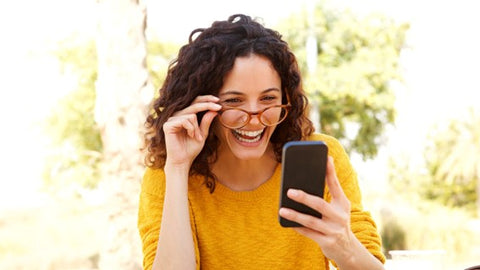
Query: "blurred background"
0 0 479 269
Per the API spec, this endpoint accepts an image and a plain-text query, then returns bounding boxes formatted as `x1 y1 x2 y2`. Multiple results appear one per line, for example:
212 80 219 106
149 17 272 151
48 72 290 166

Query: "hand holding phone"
279 141 328 227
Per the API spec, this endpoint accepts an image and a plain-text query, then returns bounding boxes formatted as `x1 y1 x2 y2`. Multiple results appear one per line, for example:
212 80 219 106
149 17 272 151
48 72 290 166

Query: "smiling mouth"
232 129 264 143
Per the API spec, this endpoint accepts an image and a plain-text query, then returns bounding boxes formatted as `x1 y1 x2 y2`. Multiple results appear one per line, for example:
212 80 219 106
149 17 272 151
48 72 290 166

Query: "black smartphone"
279 141 328 227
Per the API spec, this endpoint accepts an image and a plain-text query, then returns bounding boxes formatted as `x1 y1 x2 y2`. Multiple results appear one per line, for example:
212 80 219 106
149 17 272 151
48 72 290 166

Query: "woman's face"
214 54 282 161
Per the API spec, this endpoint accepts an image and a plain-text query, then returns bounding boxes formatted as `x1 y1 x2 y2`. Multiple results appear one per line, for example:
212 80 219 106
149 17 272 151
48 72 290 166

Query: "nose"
247 112 262 126
244 102 262 125
245 102 261 113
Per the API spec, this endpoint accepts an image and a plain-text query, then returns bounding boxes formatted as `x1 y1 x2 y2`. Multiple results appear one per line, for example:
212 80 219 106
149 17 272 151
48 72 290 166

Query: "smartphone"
279 141 328 227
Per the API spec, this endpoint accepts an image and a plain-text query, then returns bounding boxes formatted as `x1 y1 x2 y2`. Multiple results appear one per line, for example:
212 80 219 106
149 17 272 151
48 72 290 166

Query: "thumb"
199 111 218 138
325 156 350 210
326 156 344 200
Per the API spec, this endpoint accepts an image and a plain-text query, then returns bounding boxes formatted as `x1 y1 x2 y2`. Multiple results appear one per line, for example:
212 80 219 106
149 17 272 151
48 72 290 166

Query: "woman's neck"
211 146 279 192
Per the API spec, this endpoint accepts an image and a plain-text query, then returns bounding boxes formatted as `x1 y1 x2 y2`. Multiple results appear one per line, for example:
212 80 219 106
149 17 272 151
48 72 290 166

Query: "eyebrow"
219 87 281 96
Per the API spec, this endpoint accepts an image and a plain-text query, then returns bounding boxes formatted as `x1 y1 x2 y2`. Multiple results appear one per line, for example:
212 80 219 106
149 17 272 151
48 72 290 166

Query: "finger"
169 113 208 141
175 102 222 116
174 117 195 138
178 95 220 116
325 156 346 200
199 111 218 140
183 114 202 140
325 157 351 212
192 95 220 103
286 189 343 221
164 115 198 138
279 207 327 232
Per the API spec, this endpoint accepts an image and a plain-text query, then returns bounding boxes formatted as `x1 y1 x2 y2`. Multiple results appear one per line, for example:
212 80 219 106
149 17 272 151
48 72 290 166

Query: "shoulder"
306 133 347 159
141 167 166 196
306 133 354 179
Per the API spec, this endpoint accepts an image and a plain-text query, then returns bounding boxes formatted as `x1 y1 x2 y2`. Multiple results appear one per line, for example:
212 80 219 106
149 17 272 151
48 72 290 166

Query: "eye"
261 95 279 102
222 97 242 104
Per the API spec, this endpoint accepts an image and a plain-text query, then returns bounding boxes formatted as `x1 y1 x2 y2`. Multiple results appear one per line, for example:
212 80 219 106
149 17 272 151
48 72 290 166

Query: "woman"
139 14 385 270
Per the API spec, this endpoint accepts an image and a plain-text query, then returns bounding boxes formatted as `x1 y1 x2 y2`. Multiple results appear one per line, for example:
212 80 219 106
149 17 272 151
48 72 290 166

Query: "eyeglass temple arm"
285 91 291 105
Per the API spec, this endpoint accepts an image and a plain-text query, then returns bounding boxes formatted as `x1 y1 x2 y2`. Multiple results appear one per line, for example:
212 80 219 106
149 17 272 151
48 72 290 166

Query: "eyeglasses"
218 95 291 129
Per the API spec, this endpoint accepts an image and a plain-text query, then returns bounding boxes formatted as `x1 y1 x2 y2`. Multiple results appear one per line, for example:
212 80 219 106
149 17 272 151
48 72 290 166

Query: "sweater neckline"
211 164 281 201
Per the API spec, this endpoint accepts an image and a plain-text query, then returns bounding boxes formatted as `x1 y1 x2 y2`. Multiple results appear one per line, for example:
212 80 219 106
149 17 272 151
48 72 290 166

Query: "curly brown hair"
144 14 313 192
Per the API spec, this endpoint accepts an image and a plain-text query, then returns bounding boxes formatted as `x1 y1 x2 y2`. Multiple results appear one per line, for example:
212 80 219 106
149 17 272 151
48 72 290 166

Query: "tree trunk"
95 0 152 269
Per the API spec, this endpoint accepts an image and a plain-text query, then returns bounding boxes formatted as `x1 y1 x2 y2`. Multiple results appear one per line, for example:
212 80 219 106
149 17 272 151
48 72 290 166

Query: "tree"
277 4 409 159
389 109 480 217
95 0 153 268
45 39 178 194
44 40 102 192
146 40 180 90
47 17 179 270
423 110 480 216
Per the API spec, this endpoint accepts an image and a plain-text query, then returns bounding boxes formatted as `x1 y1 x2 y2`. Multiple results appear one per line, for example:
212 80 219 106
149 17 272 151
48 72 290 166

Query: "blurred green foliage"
146 40 179 90
381 217 406 258
380 196 479 264
43 38 179 191
423 111 479 214
389 110 480 216
277 5 409 159
51 40 100 151
43 40 102 191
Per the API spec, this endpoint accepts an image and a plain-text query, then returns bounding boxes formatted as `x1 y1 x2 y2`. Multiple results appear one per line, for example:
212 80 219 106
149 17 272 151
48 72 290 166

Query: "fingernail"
288 189 299 197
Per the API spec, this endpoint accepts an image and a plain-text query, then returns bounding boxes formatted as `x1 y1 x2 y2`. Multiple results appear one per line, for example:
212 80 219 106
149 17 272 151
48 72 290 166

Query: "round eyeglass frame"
217 94 292 129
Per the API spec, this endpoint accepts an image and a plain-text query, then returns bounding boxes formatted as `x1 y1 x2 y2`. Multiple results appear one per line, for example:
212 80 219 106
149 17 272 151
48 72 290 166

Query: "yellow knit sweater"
138 133 385 269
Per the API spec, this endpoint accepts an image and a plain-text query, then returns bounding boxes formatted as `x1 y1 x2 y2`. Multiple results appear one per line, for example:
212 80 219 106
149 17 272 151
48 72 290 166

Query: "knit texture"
138 133 385 269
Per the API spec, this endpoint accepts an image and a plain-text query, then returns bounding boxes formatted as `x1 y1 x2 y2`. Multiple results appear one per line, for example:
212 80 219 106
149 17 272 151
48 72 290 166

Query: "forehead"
219 54 281 95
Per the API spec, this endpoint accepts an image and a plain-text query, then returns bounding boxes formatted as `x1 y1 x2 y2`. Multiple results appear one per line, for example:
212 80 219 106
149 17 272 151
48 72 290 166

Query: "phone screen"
279 141 328 227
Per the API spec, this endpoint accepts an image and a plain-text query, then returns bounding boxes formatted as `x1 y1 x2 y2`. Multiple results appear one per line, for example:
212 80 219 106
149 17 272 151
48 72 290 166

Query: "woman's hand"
156 95 221 270
163 95 221 168
278 156 356 263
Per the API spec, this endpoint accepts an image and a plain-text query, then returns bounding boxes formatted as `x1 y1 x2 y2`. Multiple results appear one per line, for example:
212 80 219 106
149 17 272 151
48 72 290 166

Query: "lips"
232 128 264 143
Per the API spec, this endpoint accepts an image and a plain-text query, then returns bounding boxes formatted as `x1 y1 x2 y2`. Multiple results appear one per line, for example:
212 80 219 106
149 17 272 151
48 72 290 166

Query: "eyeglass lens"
220 107 287 128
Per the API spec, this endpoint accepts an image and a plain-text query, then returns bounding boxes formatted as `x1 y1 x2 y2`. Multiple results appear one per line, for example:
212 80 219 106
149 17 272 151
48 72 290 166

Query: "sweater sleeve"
137 168 201 270
137 168 165 270
310 134 386 265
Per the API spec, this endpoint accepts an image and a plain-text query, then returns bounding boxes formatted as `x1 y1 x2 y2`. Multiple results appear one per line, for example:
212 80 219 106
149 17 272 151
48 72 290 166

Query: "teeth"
236 135 261 143
234 129 263 137
233 129 264 143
